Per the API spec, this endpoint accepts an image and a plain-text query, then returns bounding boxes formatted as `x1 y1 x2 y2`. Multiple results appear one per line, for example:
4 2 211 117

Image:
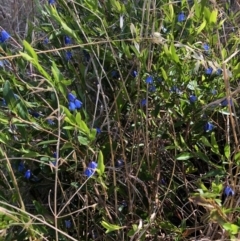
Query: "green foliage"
0 0 240 240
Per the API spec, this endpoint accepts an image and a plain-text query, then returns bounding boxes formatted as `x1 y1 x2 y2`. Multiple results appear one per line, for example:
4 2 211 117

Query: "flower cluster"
67 92 82 111
84 161 97 177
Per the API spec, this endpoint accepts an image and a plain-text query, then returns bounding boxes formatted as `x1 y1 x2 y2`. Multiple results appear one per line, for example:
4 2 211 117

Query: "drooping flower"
18 162 25 172
205 67 213 75
203 43 210 51
111 70 120 79
65 220 71 228
65 51 72 61
0 61 4 67
115 159 124 167
96 128 101 134
84 161 97 177
43 38 49 44
189 95 197 103
0 30 11 43
204 122 214 132
221 98 233 107
49 0 56 4
64 36 72 45
224 186 234 197
74 99 82 109
140 99 147 107
67 93 77 102
177 13 186 22
145 76 153 84
68 102 76 111
47 119 55 125
132 70 138 78
24 169 31 179
216 69 222 75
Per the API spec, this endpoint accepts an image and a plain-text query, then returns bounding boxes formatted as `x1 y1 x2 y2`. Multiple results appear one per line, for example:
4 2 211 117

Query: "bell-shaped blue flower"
216 69 222 75
68 93 77 102
18 162 25 172
203 43 210 51
88 161 97 170
84 168 94 177
74 99 82 109
24 169 31 179
189 95 197 103
177 13 186 22
47 119 55 125
64 36 72 45
49 0 55 4
68 102 76 111
205 67 213 75
145 76 153 84
0 30 11 43
65 220 71 228
43 38 49 44
96 128 101 134
65 51 72 61
221 98 232 107
224 186 234 197
204 122 214 132
140 99 147 107
132 70 138 78
115 159 124 167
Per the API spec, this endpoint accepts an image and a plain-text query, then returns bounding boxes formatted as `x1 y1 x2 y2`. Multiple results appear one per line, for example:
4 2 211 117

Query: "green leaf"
223 223 239 235
169 42 179 63
200 136 211 147
197 19 206 34
97 150 105 176
22 40 38 61
211 132 219 154
224 144 230 159
209 9 218 24
176 152 193 161
101 220 122 233
78 136 90 146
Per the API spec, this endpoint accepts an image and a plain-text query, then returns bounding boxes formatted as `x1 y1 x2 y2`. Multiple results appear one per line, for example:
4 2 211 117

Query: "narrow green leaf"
101 220 122 233
197 19 206 34
224 144 230 159
22 40 38 61
97 150 105 176
176 152 193 161
209 9 218 24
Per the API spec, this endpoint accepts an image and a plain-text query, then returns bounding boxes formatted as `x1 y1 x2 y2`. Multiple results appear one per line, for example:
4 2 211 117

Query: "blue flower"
65 51 72 61
0 30 11 43
88 161 97 169
115 159 124 167
145 76 153 84
111 70 120 79
29 111 40 118
205 67 213 75
203 43 210 51
74 99 82 109
24 169 31 179
67 93 77 102
0 61 4 67
132 70 138 78
221 98 233 107
83 50 90 61
189 95 197 103
18 162 25 172
65 220 71 228
49 0 55 4
64 36 72 45
204 122 214 132
84 168 94 177
96 128 101 134
177 13 186 22
53 152 57 158
216 69 222 75
149 85 156 92
69 102 76 111
170 86 180 94
43 38 49 44
140 99 147 107
224 186 234 197
47 119 55 125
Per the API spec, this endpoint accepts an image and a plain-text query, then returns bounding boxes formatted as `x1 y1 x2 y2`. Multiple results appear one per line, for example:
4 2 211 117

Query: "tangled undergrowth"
1 0 240 240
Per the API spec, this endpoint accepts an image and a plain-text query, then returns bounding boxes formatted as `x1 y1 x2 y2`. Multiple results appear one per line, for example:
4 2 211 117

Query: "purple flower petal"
68 102 76 111
88 161 97 170
24 169 31 179
0 30 11 43
145 76 153 84
74 99 82 109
